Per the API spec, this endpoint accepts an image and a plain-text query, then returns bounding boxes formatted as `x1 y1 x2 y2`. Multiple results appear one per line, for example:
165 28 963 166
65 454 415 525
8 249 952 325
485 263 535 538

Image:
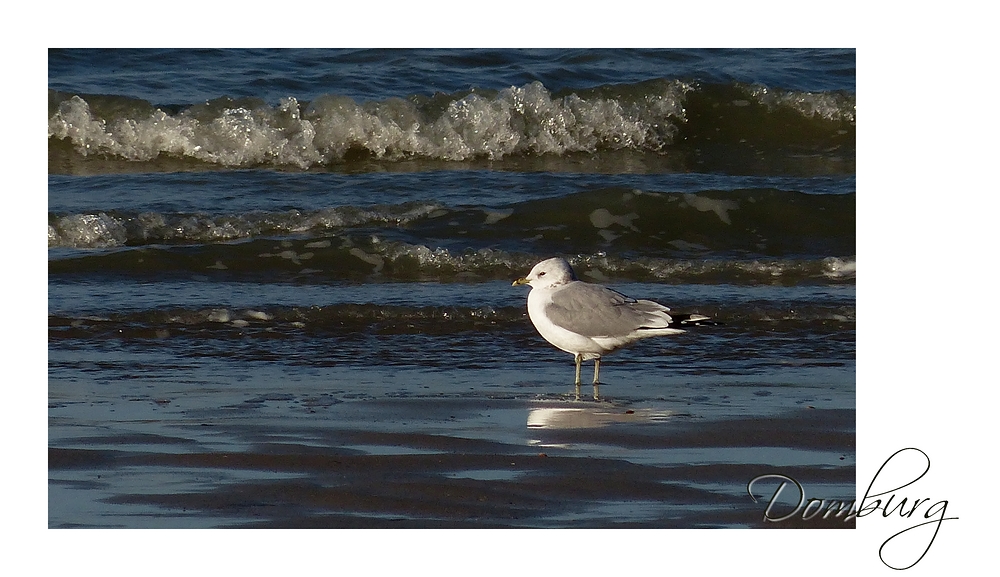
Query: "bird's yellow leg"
593 357 601 385
574 353 582 386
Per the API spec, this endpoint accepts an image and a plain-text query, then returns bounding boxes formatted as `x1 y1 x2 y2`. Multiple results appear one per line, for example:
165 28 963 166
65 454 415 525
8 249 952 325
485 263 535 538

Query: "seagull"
512 257 711 387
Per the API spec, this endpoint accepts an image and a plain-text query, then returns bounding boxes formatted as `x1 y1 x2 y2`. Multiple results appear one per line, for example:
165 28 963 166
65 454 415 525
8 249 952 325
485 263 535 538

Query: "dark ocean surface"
48 49 855 529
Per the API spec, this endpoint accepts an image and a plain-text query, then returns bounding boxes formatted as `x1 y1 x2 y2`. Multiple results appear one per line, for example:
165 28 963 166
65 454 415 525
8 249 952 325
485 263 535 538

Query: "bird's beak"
512 277 529 286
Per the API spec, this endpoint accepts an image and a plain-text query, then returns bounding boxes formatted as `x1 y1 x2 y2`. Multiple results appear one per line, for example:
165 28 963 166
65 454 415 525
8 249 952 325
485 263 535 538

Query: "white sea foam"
822 256 857 278
48 81 692 168
745 83 856 123
49 213 127 248
681 193 740 225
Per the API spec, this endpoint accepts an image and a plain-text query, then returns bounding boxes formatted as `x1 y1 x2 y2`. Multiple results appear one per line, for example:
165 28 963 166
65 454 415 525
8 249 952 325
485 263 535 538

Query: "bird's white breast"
526 286 606 357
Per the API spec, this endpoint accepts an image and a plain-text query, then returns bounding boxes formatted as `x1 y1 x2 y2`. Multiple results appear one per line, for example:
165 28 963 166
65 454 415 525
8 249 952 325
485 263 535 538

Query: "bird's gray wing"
544 281 673 338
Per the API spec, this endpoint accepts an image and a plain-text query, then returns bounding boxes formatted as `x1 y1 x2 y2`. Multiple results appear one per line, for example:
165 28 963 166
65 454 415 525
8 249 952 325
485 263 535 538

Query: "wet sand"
49 381 855 529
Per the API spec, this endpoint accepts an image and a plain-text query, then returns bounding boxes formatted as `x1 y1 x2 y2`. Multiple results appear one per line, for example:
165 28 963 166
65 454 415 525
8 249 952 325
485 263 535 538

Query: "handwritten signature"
748 448 958 570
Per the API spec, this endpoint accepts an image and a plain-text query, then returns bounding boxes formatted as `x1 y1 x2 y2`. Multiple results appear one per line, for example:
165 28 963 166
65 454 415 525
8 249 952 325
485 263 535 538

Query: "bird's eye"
538 271 546 276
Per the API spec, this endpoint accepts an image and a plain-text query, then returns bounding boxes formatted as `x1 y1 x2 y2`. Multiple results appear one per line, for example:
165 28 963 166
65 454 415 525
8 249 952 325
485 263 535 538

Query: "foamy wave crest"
47 203 447 248
48 81 691 168
48 213 128 248
743 83 856 123
48 226 855 285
